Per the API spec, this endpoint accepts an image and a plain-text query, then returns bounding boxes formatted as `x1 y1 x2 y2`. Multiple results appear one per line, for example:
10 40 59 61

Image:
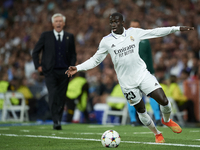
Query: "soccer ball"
101 130 121 148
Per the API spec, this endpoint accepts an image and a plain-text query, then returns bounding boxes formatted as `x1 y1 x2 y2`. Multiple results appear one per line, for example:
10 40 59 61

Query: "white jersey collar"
111 27 126 39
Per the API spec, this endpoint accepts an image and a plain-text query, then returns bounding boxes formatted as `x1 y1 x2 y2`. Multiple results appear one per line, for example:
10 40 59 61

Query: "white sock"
137 111 161 135
160 101 171 122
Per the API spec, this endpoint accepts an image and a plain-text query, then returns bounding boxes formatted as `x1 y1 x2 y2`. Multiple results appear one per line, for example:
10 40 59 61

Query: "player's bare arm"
180 26 194 31
65 66 77 77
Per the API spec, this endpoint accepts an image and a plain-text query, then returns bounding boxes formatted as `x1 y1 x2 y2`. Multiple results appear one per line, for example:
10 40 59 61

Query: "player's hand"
65 66 77 77
180 26 194 31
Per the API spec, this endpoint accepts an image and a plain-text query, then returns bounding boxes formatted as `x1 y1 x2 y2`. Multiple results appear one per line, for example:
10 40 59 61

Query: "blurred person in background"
98 67 117 103
24 52 35 84
180 53 191 73
168 75 197 123
178 69 191 93
128 19 162 126
65 72 90 123
169 55 184 77
155 66 168 94
66 12 194 143
190 54 199 80
90 67 116 106
16 77 37 121
86 67 102 109
0 70 12 120
32 13 76 130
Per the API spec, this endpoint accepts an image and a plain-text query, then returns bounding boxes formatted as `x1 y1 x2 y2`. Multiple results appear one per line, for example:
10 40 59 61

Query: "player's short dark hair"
110 12 124 21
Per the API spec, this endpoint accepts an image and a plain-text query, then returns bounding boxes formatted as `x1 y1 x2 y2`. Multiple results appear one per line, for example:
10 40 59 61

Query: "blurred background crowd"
0 0 200 123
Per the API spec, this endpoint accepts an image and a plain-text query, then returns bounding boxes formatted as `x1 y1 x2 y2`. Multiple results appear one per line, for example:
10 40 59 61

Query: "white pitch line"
73 132 152 135
20 130 30 132
190 130 199 132
1 133 200 148
73 133 102 135
88 125 114 128
133 132 152 134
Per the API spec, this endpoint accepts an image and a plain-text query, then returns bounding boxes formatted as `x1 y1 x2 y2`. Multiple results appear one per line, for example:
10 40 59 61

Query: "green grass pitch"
0 123 200 150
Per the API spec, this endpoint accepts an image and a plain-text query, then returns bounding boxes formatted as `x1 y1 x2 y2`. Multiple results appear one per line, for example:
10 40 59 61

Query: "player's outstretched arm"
180 26 194 31
65 66 77 77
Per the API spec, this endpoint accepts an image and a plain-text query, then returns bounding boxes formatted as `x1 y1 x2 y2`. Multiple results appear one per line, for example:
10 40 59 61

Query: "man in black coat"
32 13 76 130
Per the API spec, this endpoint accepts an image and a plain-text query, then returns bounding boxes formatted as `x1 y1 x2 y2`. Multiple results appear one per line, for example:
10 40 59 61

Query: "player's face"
52 16 65 33
109 15 124 34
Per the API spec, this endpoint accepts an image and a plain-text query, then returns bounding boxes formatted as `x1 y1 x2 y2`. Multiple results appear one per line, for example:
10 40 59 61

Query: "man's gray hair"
51 13 66 23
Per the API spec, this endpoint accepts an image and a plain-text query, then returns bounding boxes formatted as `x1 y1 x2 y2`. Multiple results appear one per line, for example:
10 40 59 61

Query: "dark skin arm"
65 66 77 77
180 26 194 31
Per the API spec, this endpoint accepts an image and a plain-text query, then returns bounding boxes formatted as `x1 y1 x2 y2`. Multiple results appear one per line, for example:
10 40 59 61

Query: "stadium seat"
167 97 187 126
2 92 29 122
102 96 128 125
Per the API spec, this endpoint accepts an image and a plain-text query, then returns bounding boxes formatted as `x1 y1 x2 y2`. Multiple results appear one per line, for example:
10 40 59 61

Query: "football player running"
65 12 194 143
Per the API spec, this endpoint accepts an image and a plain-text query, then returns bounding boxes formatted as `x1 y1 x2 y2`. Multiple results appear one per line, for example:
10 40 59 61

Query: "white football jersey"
76 26 180 89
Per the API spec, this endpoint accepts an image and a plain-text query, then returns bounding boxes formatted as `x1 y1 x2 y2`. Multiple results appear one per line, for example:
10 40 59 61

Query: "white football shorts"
121 71 161 106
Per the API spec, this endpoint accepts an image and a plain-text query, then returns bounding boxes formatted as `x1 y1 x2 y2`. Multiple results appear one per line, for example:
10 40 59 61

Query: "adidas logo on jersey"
111 44 115 48
155 83 158 86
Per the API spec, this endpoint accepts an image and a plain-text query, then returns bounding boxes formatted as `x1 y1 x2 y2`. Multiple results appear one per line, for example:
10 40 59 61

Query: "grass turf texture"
0 123 200 150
